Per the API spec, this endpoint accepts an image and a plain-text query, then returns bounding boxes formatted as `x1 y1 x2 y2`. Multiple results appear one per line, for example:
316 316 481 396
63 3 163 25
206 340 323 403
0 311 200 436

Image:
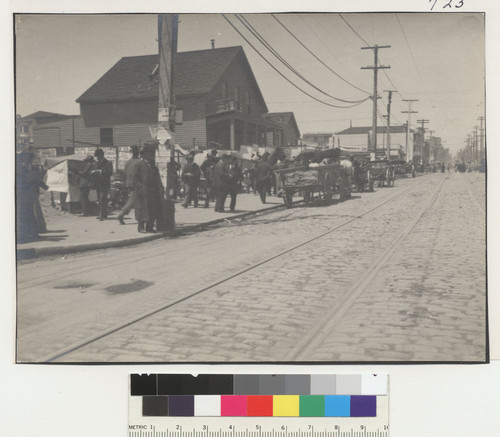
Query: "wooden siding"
174 119 206 149
114 124 154 147
80 99 158 127
33 117 101 149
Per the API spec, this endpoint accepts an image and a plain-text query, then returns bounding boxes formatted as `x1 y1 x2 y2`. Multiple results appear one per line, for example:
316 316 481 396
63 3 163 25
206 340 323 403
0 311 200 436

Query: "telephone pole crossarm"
361 44 392 155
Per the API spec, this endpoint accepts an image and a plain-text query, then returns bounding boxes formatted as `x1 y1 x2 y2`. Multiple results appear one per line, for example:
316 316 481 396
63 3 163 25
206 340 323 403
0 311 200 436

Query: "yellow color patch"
273 395 300 417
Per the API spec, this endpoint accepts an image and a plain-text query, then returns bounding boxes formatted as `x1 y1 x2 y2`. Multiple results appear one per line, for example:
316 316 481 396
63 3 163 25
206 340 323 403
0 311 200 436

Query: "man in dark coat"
16 150 47 243
92 148 113 220
78 155 95 216
200 149 218 207
212 154 231 212
228 156 243 212
255 154 273 204
133 145 164 233
117 145 141 224
181 152 201 208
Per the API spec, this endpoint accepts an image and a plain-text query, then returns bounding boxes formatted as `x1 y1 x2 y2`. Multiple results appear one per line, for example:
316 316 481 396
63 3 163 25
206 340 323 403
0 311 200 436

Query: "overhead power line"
221 14 369 109
271 14 370 95
339 14 403 99
235 14 368 105
338 14 369 45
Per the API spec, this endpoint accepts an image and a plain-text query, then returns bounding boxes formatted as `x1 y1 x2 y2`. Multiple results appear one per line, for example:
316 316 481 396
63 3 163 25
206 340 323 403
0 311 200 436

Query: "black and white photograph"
14 11 487 364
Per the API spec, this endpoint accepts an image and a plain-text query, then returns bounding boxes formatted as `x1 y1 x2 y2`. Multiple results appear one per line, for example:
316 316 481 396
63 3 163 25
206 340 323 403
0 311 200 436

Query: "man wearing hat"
200 149 218 208
117 145 141 224
78 155 95 216
213 153 231 212
92 148 113 220
181 151 201 208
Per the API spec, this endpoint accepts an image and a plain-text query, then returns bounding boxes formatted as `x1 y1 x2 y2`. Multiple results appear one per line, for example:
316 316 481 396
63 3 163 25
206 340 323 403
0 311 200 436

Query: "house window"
175 109 183 124
234 86 240 109
221 81 228 99
100 128 113 146
245 90 251 113
22 125 29 133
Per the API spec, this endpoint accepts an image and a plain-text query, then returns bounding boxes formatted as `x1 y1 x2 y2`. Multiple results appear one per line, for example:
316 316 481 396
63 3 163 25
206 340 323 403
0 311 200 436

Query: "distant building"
335 125 413 160
263 112 301 146
77 46 292 151
302 133 334 149
15 111 155 168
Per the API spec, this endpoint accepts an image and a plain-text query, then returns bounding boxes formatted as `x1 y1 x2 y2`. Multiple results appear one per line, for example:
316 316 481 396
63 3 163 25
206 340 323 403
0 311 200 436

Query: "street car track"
38 176 440 362
286 174 448 361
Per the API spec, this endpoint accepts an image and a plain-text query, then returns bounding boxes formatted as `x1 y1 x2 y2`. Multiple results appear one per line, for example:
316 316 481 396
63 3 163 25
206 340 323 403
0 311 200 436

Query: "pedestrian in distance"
200 149 218 207
181 152 201 208
78 155 95 216
91 148 113 221
228 155 243 212
254 153 273 204
213 154 231 212
133 145 164 233
116 145 142 224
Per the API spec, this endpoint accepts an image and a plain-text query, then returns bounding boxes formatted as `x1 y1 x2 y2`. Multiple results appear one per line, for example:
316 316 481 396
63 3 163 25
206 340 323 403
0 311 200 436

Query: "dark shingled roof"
77 46 244 103
262 112 294 125
263 112 300 136
337 126 408 135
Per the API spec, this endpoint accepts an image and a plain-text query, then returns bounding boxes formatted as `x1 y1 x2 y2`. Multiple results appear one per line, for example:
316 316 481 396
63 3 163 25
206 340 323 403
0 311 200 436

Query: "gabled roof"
263 112 300 136
337 125 408 135
21 111 66 120
77 46 248 103
20 111 79 125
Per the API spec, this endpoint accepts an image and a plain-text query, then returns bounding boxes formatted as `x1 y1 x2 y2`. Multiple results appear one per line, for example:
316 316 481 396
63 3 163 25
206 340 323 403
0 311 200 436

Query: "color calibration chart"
129 374 389 437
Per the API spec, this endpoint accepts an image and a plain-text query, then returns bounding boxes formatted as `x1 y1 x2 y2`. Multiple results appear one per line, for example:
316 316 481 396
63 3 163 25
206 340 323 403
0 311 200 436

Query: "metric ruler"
129 374 389 437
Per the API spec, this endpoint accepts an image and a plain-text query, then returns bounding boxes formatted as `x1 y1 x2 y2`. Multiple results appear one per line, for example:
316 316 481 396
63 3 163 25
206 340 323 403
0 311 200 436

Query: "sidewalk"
17 193 286 260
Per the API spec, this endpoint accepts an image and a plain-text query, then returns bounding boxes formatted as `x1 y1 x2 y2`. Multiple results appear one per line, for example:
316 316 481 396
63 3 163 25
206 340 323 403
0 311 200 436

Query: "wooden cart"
367 160 395 188
275 164 349 208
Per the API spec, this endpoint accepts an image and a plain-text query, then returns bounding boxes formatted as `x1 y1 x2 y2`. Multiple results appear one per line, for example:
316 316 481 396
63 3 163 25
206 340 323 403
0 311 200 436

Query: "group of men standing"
181 149 244 213
76 146 275 232
78 144 165 233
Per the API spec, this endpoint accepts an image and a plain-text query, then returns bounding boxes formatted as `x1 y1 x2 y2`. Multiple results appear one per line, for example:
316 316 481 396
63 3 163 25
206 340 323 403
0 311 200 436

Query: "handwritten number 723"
429 0 464 10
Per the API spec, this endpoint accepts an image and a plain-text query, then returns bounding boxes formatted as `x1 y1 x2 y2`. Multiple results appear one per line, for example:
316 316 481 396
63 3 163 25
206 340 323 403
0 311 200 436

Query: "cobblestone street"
16 173 486 363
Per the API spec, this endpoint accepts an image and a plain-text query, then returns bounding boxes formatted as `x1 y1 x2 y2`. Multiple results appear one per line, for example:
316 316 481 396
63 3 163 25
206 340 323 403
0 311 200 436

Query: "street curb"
16 201 290 260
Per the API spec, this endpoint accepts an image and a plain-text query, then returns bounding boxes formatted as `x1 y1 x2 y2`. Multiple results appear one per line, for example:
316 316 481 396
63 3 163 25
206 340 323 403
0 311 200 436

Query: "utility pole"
384 90 396 159
158 13 179 228
478 116 485 162
473 125 479 166
416 119 429 165
401 99 418 162
361 44 390 157
428 129 435 163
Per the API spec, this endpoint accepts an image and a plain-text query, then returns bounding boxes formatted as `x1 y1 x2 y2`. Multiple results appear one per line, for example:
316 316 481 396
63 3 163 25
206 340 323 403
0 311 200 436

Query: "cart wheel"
365 171 372 192
283 191 293 208
324 175 333 203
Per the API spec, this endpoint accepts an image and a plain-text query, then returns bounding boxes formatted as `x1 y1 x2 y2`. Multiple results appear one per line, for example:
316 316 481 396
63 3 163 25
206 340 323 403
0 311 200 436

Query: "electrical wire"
337 14 369 46
338 13 406 101
271 14 370 95
235 14 369 105
221 14 369 109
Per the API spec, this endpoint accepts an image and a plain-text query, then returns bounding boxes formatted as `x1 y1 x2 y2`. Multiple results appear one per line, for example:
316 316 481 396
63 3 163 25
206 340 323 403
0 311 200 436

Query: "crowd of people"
180 149 275 212
75 144 166 233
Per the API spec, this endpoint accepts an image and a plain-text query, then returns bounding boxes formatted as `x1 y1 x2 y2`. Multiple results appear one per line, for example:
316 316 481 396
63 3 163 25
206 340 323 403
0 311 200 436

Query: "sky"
15 13 485 155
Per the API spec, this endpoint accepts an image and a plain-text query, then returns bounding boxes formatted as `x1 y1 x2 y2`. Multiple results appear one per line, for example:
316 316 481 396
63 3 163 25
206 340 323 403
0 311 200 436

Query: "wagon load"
282 170 319 187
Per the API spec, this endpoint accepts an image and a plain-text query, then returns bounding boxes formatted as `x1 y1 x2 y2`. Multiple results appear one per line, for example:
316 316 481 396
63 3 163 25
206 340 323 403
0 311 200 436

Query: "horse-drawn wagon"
275 163 349 208
367 160 395 188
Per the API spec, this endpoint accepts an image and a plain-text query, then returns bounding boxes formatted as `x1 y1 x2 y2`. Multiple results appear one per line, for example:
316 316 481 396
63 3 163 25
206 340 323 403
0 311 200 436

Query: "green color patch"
299 395 325 417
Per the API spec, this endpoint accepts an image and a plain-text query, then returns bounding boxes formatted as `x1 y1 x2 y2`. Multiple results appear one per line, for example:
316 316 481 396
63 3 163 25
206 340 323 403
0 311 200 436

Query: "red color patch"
247 395 273 416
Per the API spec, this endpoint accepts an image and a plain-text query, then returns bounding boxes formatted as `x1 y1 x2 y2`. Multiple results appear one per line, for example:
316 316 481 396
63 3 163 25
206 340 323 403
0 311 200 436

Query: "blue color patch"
325 395 350 416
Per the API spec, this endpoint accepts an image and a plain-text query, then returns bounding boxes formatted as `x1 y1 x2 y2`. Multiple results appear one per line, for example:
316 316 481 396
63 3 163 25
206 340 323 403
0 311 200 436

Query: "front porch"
206 111 283 150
